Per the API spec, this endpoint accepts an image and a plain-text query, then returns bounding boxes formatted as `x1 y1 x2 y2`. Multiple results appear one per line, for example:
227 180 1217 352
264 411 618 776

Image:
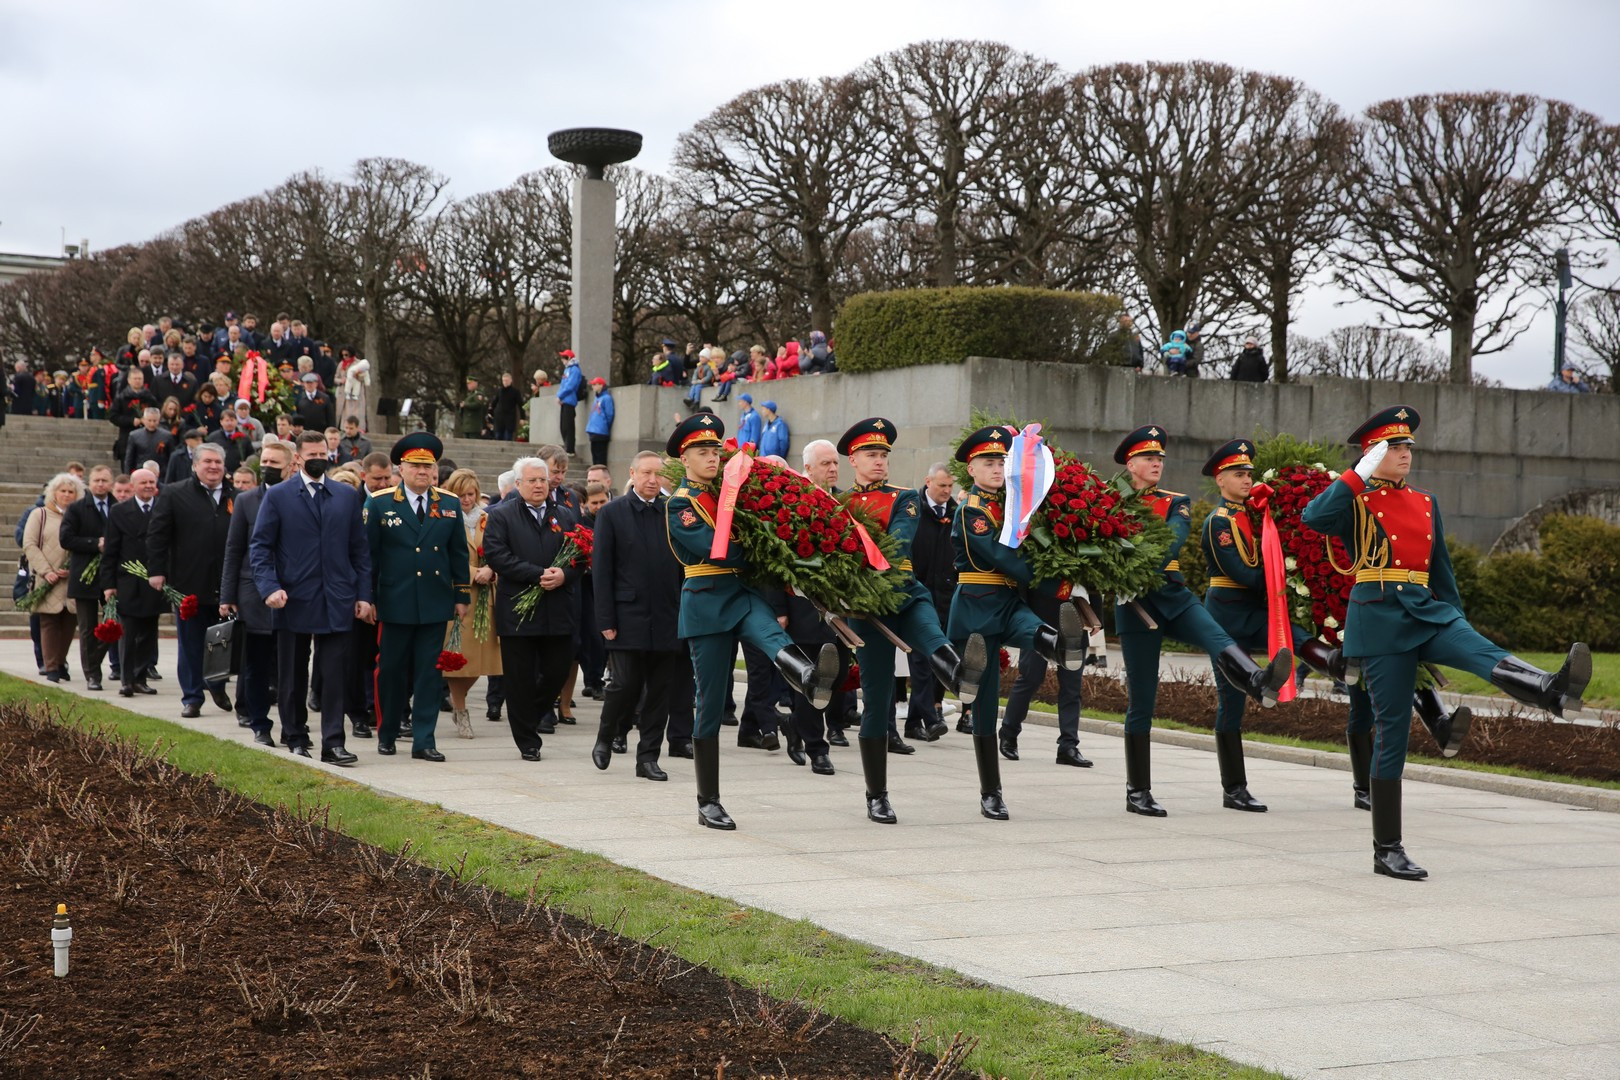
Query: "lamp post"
547 128 642 389
1553 247 1571 380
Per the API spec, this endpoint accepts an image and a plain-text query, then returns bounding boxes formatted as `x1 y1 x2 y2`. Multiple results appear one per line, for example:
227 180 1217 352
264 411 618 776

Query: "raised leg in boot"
774 643 841 711
1215 645 1293 709
1412 687 1470 758
1488 644 1590 718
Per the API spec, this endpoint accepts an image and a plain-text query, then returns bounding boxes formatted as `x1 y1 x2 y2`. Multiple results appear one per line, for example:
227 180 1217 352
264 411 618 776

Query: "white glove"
1354 440 1389 481
1117 593 1136 606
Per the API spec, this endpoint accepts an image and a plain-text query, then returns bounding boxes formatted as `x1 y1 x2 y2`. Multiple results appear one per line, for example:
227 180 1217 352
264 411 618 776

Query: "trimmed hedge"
1453 514 1620 651
835 286 1122 373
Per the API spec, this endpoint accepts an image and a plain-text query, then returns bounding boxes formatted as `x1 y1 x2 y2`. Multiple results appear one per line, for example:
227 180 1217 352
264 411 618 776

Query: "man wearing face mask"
148 443 236 719
250 430 373 765
221 439 294 746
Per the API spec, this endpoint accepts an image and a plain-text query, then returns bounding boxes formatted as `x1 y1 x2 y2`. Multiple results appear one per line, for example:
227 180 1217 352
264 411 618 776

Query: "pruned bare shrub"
227 960 356 1033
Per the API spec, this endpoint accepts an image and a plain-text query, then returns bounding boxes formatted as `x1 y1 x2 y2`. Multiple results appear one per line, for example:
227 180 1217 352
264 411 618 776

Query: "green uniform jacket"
1201 499 1266 642
666 475 772 640
1301 472 1464 657
846 482 932 609
946 486 1035 639
364 486 471 625
1116 487 1198 631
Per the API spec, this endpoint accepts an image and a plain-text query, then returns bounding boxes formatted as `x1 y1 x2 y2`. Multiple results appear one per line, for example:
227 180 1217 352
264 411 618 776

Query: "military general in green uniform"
665 413 841 831
364 432 470 761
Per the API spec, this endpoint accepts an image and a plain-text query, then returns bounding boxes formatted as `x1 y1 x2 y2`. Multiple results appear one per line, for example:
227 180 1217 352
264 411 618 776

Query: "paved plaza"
5 639 1618 1079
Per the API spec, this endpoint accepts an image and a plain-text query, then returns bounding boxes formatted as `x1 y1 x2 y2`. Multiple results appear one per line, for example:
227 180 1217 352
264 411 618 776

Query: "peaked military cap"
954 424 1015 463
1114 424 1169 464
1201 438 1255 477
391 431 444 466
667 412 725 457
1349 405 1420 453
837 417 897 457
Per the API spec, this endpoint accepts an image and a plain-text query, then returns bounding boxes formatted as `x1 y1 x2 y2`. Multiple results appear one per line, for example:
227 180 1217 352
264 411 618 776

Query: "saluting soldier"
1114 426 1292 818
949 425 1089 822
1302 406 1590 879
364 432 470 762
665 414 842 831
839 418 988 825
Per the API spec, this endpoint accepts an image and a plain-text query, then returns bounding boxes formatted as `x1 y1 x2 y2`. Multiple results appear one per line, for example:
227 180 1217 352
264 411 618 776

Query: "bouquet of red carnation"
437 620 468 672
550 525 593 569
177 594 200 621
93 598 123 644
841 662 861 693
998 648 1011 674
120 560 193 616
1256 464 1353 646
667 450 909 617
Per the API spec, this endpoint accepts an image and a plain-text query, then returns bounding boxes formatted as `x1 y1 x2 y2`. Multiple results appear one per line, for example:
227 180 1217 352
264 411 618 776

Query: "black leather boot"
1030 604 1088 672
1489 644 1590 718
857 737 896 824
1215 646 1293 709
1413 689 1470 758
692 738 735 831
934 634 987 705
1296 639 1347 682
1348 730 1373 811
774 643 841 711
1124 732 1166 816
1370 777 1426 880
1215 730 1267 812
971 735 1009 819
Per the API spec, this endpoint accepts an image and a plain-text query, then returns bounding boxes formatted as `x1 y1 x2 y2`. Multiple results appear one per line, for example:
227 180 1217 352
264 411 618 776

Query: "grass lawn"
0 674 1279 1080
1434 650 1619 710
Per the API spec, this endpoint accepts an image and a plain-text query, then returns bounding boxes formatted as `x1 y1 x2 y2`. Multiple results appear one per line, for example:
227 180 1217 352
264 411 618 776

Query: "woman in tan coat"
440 469 502 738
23 473 84 682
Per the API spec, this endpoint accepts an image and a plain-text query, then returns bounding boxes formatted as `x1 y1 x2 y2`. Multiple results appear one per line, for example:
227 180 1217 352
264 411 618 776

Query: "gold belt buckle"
1407 570 1421 583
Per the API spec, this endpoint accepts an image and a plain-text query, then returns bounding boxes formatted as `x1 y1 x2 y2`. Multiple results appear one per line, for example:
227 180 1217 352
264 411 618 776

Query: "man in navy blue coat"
249 430 373 765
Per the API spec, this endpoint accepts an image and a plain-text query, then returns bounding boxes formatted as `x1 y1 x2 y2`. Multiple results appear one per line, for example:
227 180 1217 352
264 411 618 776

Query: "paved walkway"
6 640 1618 1079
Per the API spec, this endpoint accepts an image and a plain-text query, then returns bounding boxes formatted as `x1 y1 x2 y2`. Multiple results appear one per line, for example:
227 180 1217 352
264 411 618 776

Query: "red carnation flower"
436 650 468 673
93 619 124 644
178 594 199 620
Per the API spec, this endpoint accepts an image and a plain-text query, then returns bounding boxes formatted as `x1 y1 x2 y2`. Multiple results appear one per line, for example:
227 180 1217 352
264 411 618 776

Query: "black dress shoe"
591 742 612 770
290 746 312 758
635 761 668 782
999 736 1019 761
1056 747 1093 768
955 717 973 734
558 714 577 725
720 713 739 727
887 732 915 755
810 754 835 775
146 667 162 681
411 748 446 762
351 724 373 739
55 668 71 682
736 732 771 750
538 720 557 735
697 800 736 830
520 748 542 762
133 684 157 696
45 673 61 684
486 709 502 722
377 740 397 755
253 731 275 747
210 686 233 712
1222 786 1268 812
399 723 414 738
787 743 807 766
236 714 252 728
611 736 628 754
903 724 930 743
926 718 949 740
118 686 135 698
86 678 103 692
827 730 849 747
322 748 358 767
667 741 694 759
180 703 202 718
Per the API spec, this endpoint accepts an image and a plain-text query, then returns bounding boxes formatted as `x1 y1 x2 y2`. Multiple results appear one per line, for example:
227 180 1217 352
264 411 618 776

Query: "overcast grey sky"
3 0 1616 385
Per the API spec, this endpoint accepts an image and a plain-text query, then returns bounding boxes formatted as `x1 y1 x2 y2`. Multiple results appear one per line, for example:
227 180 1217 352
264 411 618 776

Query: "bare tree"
1572 290 1620 391
1213 86 1353 382
401 201 495 398
464 169 570 384
1336 93 1598 383
674 74 901 334
862 40 1062 287
1292 325 1448 381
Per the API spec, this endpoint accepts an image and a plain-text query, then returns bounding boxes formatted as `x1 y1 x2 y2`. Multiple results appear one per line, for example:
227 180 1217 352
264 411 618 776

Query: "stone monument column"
547 127 643 388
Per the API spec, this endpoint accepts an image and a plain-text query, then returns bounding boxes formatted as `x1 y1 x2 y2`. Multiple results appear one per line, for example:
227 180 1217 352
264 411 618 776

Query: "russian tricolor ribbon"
998 423 1054 549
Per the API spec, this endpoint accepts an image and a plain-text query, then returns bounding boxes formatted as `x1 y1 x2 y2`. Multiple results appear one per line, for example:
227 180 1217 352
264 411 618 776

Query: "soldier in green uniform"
839 418 988 825
1303 405 1590 879
458 377 489 439
1114 425 1292 818
665 413 842 831
948 425 1089 821
363 432 470 761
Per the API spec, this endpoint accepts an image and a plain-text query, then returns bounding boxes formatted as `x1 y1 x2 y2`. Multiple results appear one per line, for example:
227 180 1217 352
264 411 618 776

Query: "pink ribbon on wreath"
709 450 754 560
1249 483 1296 702
236 351 269 403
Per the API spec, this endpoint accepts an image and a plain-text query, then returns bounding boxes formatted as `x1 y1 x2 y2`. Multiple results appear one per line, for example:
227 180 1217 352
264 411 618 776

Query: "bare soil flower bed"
0 704 957 1078
1039 671 1620 783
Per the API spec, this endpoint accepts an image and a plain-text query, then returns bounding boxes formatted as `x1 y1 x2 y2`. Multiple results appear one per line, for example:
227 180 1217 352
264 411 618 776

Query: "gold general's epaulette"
1159 488 1185 498
432 486 457 498
372 486 398 497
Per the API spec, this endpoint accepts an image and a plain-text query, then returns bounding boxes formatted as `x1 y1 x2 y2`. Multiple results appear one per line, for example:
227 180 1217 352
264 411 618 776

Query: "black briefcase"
202 618 240 682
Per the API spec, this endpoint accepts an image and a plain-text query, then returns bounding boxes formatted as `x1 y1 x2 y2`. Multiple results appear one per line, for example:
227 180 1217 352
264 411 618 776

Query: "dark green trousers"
687 594 793 740
953 604 1043 737
1118 604 1235 735
852 581 951 740
1360 618 1507 779
377 621 446 753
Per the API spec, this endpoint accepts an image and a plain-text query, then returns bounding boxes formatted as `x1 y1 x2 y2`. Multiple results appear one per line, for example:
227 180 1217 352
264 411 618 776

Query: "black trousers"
1001 650 1083 751
558 403 577 453
75 600 111 680
739 642 783 736
119 615 159 688
238 630 274 735
589 437 609 466
499 634 573 754
348 618 377 724
579 580 605 690
601 649 679 763
665 644 694 743
904 647 941 727
277 629 350 753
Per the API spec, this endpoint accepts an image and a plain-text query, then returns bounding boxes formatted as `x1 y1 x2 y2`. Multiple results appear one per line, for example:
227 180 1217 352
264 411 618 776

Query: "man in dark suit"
294 373 334 431
206 410 251 471
9 360 36 415
908 462 959 739
148 443 235 719
125 408 173 475
100 469 164 697
484 456 583 761
364 432 469 761
153 354 197 407
249 430 373 765
221 439 291 746
589 451 682 781
59 465 116 690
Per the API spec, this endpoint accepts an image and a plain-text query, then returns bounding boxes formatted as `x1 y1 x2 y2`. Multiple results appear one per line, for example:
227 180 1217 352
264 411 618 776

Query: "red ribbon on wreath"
1248 483 1296 702
236 350 269 404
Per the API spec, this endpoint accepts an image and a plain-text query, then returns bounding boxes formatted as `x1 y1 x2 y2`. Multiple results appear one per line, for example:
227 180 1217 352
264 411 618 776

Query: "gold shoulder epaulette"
674 487 691 499
1159 488 1184 498
432 486 457 497
966 493 982 509
372 486 398 497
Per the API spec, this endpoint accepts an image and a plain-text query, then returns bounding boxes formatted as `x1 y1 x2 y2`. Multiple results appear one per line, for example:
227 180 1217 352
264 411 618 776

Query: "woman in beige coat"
23 472 84 682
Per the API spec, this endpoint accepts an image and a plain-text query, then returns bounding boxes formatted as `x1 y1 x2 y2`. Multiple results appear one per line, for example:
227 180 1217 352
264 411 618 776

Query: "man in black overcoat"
101 469 164 697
